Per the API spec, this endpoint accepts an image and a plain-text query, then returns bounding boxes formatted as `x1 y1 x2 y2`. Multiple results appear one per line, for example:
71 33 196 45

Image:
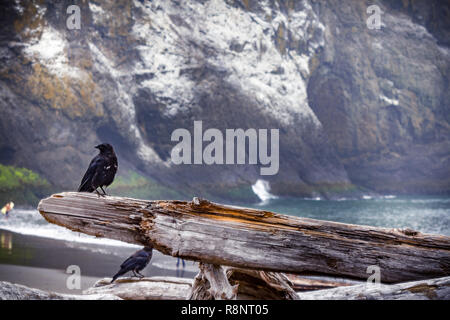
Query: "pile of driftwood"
37 192 450 300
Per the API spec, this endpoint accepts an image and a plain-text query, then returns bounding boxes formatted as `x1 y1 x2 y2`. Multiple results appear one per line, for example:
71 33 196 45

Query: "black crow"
111 246 153 282
78 143 118 196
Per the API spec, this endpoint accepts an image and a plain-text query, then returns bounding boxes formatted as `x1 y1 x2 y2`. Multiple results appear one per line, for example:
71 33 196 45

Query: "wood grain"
38 192 450 283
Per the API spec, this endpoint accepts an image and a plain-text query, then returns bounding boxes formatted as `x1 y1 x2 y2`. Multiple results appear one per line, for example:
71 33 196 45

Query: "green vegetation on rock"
0 164 52 206
198 184 260 204
108 170 184 200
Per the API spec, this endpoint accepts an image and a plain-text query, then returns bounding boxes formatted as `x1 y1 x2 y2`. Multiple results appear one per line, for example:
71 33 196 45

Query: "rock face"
308 0 450 195
0 0 448 203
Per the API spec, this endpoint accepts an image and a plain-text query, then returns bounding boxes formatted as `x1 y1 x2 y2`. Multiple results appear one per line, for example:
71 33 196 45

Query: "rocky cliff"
0 0 449 205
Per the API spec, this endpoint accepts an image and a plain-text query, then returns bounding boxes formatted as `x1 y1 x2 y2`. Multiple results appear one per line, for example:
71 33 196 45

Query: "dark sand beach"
0 229 196 294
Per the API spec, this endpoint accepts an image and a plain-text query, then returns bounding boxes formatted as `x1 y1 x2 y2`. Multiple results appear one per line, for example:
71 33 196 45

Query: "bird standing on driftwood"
111 246 153 282
78 143 118 196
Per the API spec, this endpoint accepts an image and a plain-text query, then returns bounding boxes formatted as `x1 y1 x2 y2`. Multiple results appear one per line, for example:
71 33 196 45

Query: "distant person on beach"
78 143 118 196
1 201 14 219
111 246 153 283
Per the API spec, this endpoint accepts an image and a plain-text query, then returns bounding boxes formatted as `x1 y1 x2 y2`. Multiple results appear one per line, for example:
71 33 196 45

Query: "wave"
252 179 278 204
0 209 138 248
362 195 397 200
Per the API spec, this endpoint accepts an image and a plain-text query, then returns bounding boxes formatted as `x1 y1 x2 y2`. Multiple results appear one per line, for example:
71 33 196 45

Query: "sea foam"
0 209 137 248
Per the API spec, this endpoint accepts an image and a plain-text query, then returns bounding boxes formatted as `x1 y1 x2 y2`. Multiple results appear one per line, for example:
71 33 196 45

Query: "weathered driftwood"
188 265 297 300
38 192 450 283
4 275 449 301
286 274 361 291
84 277 193 300
296 276 450 300
188 263 238 300
226 268 299 300
0 281 121 300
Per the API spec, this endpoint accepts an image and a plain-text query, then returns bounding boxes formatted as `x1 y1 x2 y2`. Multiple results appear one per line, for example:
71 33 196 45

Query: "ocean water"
0 195 448 248
252 195 450 236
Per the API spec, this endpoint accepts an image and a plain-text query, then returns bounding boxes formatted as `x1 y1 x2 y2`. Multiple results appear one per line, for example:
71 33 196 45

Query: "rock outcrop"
0 0 448 204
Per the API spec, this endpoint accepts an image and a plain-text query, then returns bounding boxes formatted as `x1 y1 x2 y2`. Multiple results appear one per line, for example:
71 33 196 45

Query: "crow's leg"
132 270 138 278
135 270 145 278
100 186 108 196
95 188 105 197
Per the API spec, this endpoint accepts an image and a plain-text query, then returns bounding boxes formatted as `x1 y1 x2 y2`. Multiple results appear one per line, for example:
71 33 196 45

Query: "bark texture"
38 192 450 283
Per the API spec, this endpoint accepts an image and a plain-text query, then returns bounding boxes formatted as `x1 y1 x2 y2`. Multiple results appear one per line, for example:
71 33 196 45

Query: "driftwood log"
286 274 361 291
187 264 298 300
3 275 449 300
0 281 121 300
296 276 450 300
38 192 450 285
226 268 299 299
84 277 193 300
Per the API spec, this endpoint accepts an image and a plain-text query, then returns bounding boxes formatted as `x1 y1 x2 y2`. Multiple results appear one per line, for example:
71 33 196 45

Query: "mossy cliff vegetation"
0 165 52 206
108 170 184 200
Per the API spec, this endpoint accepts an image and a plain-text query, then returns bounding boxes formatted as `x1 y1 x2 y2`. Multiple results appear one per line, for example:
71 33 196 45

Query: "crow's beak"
95 145 101 149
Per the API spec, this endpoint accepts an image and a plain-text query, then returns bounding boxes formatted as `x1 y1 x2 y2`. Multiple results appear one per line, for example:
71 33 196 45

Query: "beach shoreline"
0 229 196 294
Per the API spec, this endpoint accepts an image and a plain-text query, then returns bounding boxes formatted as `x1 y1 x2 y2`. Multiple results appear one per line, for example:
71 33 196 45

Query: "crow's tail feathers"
111 269 126 283
78 182 94 193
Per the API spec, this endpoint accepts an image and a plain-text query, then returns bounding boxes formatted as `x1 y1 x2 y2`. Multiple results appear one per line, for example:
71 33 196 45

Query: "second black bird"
111 246 153 282
78 143 118 196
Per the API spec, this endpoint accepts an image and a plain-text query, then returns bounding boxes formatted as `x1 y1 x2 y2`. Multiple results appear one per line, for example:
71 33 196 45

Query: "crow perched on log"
78 143 118 196
111 246 153 282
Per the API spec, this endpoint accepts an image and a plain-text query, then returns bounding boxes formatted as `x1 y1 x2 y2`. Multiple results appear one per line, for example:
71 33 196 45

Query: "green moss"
109 172 259 203
224 185 257 200
191 183 260 204
0 164 48 191
0 164 52 206
108 170 184 200
271 181 361 198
